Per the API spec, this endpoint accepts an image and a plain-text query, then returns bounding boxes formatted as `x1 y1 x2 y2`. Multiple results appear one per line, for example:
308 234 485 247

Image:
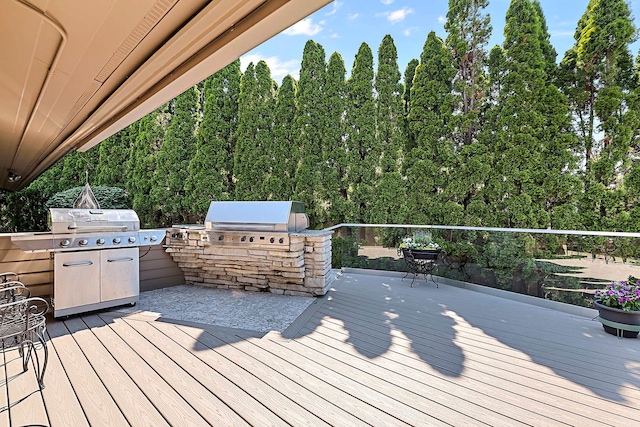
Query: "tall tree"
559 0 637 229
186 60 241 217
127 109 165 227
445 0 492 148
152 87 198 226
344 42 377 223
96 125 134 187
294 40 327 227
234 61 276 201
371 35 407 225
266 74 298 200
321 52 348 225
402 58 419 153
405 32 458 225
487 0 579 228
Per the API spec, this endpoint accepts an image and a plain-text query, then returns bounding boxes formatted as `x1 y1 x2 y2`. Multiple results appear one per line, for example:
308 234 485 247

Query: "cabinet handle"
107 257 134 263
62 261 93 267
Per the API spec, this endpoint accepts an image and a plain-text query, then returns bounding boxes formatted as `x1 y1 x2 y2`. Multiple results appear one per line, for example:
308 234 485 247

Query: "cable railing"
325 223 640 308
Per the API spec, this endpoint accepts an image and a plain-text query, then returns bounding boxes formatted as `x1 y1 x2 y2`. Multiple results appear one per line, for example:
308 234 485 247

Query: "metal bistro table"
400 248 443 288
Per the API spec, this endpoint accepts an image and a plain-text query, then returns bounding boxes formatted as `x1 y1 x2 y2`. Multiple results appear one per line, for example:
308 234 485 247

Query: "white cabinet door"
100 247 139 302
54 251 101 310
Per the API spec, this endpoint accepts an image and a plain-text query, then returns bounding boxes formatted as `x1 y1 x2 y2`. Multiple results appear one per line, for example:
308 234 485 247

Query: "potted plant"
398 233 441 260
594 277 640 338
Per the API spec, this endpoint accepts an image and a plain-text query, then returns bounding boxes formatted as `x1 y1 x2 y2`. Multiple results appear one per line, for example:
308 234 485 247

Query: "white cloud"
437 15 446 24
283 18 323 36
381 0 394 4
330 32 340 39
326 1 343 16
240 53 300 81
379 7 414 24
348 13 359 20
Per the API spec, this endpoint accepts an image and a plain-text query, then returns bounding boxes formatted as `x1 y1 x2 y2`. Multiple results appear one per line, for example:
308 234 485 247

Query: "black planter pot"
401 248 441 260
594 300 640 338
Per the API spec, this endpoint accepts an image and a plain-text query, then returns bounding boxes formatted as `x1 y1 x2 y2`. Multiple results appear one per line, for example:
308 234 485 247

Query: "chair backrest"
0 272 19 283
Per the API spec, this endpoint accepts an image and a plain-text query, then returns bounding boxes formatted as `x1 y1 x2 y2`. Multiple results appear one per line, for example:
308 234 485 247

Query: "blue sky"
241 0 640 83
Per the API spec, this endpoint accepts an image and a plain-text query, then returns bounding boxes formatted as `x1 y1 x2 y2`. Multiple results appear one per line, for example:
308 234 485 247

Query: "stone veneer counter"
165 228 333 296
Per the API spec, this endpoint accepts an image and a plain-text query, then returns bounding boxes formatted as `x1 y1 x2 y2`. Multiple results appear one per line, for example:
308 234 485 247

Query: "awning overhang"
0 0 330 191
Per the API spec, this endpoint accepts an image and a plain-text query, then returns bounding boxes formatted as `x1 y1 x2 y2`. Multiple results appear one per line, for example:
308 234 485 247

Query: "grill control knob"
279 238 284 244
78 239 88 247
150 235 158 242
249 237 254 243
113 237 121 245
96 238 105 246
128 236 136 244
60 239 71 247
270 237 275 243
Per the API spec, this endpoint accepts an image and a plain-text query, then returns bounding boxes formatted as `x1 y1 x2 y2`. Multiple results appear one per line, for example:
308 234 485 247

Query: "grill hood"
204 201 308 233
49 208 140 234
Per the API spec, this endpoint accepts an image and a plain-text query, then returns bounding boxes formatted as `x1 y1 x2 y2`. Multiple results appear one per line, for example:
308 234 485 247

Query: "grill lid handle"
67 225 128 232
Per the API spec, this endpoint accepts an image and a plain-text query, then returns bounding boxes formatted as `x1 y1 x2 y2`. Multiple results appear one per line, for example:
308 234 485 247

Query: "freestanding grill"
11 208 164 317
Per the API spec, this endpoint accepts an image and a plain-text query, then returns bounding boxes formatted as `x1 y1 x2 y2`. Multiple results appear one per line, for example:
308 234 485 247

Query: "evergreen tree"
531 0 557 78
371 35 407 225
559 0 637 229
127 109 165 227
266 74 298 200
402 58 419 153
294 40 327 226
234 61 276 200
186 60 241 218
96 125 134 187
152 87 198 226
322 52 348 225
344 42 377 223
445 0 492 148
405 32 458 225
487 0 579 228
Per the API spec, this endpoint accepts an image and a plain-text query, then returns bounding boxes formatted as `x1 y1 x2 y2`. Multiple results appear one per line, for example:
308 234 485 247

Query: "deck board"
63 316 172 427
0 351 10 426
41 330 90 427
146 319 328 426
176 322 372 427
2 270 640 426
123 316 288 427
46 321 129 427
4 348 48 427
95 313 247 426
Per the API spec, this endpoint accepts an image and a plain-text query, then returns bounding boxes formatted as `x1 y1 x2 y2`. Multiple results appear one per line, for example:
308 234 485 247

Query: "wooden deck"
2 271 640 426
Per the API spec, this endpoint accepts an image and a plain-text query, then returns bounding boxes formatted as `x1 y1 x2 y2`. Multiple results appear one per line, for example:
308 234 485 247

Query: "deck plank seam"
163 321 331 426
311 305 640 405
283 333 532 427
197 325 384 427
96 314 224 426
317 298 640 392
298 320 636 422
140 320 286 424
298 324 622 426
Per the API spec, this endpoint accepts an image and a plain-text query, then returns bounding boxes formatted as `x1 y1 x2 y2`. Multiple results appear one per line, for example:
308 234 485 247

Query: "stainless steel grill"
12 208 162 252
198 201 309 249
11 208 164 318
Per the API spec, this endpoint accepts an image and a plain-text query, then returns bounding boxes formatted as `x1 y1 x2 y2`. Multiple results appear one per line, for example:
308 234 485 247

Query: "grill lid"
49 208 140 234
204 201 308 232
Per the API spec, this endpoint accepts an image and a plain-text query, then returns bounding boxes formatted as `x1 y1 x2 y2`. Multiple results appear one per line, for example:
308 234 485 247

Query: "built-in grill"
11 208 165 317
171 201 309 249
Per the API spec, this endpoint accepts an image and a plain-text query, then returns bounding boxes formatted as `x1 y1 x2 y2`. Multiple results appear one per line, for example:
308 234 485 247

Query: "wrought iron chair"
0 285 49 389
